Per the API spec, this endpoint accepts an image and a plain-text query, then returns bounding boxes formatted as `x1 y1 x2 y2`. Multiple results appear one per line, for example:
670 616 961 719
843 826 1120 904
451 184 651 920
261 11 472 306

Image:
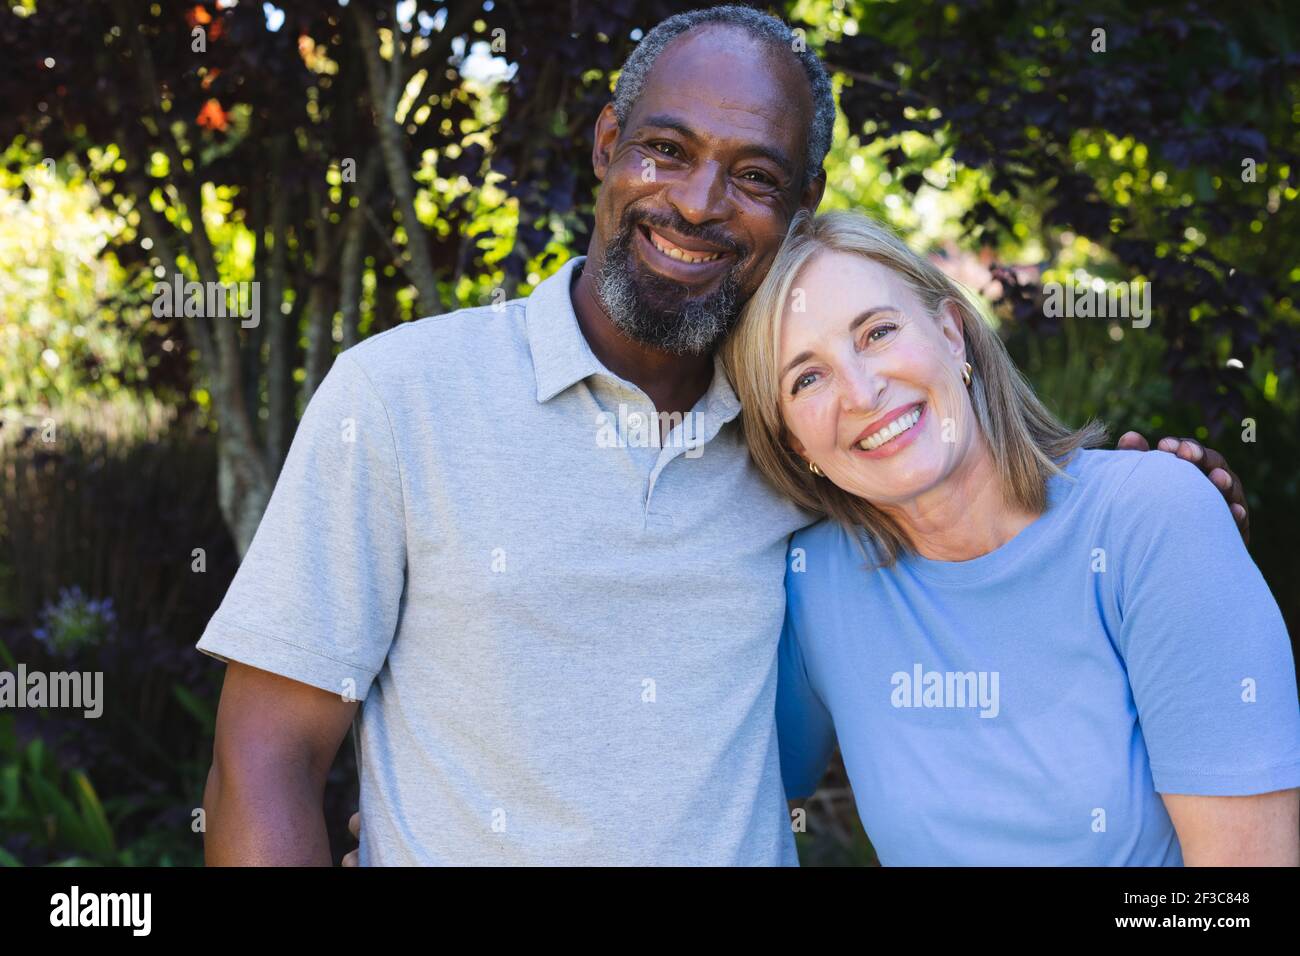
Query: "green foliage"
0 707 213 867
0 144 172 413
0 722 117 865
0 411 236 867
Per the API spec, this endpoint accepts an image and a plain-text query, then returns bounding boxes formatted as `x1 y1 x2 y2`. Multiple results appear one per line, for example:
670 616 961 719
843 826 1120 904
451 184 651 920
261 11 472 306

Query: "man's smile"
634 222 736 282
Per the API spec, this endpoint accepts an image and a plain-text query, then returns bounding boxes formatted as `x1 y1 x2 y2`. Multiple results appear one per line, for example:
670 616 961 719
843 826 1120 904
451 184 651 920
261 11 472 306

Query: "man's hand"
1117 432 1249 544
342 811 360 867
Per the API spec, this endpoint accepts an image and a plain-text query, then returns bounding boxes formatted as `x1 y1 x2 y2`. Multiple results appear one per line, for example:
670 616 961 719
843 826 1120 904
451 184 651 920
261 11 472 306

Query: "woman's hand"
1161 789 1299 865
1117 432 1249 544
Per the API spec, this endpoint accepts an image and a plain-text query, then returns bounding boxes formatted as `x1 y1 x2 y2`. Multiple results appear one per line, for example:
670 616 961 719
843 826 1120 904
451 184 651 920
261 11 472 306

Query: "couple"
197 6 1298 865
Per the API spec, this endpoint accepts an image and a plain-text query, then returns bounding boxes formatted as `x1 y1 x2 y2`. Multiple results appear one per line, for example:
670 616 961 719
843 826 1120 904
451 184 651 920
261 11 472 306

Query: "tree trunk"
217 447 273 559
302 181 336 401
352 2 444 314
264 136 295 474
340 157 381 349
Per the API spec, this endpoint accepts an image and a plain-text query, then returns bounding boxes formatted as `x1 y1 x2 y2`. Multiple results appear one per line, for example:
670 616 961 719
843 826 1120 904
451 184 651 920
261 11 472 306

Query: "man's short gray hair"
612 5 836 190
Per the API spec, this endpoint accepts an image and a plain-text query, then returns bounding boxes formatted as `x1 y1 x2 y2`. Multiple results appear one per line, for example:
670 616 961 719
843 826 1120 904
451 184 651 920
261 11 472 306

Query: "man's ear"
799 168 827 214
592 103 621 182
937 299 966 363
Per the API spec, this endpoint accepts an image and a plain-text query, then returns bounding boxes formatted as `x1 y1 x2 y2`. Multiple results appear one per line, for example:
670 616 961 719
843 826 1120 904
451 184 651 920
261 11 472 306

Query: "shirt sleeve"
195 352 407 702
775 582 838 800
1110 452 1300 796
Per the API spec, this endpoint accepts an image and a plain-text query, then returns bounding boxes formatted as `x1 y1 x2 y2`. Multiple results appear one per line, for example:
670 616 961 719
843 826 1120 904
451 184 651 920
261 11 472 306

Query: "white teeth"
649 231 721 263
857 406 922 451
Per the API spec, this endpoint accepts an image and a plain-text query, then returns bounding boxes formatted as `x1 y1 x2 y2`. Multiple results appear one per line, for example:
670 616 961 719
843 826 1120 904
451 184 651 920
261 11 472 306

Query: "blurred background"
0 0 1296 866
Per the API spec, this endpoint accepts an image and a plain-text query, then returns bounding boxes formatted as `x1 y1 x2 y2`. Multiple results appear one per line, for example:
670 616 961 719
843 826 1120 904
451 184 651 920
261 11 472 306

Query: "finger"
1226 470 1247 511
348 811 360 839
1174 438 1205 463
1116 431 1149 451
342 849 359 867
1231 502 1250 546
1194 444 1236 486
1156 436 1180 453
1193 447 1248 510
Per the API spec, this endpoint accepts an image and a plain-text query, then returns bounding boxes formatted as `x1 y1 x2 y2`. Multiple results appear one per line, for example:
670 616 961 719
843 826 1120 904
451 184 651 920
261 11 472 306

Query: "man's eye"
651 142 680 158
741 169 775 186
792 371 817 394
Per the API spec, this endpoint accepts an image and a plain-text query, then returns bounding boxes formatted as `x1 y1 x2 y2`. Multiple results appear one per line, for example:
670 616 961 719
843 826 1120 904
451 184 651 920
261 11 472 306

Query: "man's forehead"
627 26 811 144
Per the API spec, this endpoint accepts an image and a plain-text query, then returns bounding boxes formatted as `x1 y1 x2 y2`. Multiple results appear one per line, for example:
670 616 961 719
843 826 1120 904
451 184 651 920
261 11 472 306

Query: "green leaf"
71 770 116 857
172 683 216 735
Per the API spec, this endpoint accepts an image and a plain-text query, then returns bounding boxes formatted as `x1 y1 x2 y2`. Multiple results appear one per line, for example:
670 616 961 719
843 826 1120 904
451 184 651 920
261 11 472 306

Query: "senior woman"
722 210 1300 865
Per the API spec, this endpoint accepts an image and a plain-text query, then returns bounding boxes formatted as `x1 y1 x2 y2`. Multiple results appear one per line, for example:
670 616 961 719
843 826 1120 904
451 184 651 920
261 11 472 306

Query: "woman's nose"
838 362 885 415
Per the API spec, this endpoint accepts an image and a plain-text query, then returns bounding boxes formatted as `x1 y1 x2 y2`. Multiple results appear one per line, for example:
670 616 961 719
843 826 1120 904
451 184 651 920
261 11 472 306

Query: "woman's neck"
879 438 1041 562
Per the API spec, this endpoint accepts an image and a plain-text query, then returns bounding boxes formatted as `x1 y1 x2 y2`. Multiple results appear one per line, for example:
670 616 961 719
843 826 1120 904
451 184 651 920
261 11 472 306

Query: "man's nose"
665 160 729 225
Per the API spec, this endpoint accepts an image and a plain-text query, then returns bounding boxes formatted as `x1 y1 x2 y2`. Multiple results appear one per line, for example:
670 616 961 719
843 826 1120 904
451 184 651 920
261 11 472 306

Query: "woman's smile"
849 401 927 458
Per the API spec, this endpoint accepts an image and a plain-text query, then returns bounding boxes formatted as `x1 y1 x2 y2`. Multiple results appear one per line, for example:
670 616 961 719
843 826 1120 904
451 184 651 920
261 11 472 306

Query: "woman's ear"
787 432 809 463
937 299 966 363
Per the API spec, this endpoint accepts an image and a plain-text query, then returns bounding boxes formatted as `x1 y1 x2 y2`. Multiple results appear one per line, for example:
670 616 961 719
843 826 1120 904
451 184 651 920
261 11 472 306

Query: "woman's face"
777 249 976 507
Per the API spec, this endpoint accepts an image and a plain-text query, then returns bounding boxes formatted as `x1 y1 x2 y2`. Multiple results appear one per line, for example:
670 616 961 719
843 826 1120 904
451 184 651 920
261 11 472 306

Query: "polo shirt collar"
525 254 743 426
695 352 740 427
526 256 607 404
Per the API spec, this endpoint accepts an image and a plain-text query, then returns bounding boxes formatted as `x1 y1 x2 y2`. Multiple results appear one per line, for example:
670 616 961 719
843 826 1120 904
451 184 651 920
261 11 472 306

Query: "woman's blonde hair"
721 209 1106 565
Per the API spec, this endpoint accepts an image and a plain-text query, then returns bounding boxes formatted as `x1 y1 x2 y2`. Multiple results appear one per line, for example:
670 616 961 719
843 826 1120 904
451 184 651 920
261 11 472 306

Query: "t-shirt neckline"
890 451 1086 586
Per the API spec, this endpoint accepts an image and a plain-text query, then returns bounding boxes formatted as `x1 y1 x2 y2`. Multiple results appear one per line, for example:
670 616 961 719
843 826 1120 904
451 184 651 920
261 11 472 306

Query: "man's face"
590 26 824 355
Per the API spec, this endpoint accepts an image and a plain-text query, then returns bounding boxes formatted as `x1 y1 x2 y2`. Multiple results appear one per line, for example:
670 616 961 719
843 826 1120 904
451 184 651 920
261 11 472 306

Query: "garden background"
1 0 1296 866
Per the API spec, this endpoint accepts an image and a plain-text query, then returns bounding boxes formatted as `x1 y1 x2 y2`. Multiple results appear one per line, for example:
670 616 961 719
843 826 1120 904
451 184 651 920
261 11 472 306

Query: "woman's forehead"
787 250 913 318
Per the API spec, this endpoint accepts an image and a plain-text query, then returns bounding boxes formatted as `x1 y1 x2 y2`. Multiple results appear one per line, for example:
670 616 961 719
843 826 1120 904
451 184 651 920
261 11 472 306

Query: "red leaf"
196 98 228 132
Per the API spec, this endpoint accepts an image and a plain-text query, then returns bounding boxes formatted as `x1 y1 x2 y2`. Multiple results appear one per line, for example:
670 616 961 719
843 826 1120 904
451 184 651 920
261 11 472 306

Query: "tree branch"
351 1 445 314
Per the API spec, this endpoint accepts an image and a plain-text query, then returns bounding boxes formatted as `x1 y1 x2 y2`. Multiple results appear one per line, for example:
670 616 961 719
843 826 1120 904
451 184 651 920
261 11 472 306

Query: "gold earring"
808 460 824 477
962 362 973 387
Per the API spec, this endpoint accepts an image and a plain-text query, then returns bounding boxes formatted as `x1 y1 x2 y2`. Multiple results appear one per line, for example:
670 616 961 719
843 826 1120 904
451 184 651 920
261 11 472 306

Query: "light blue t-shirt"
777 448 1300 865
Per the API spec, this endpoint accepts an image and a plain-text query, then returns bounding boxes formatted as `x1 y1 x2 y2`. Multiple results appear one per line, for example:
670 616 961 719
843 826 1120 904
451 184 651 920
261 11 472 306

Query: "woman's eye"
792 371 817 394
865 322 898 344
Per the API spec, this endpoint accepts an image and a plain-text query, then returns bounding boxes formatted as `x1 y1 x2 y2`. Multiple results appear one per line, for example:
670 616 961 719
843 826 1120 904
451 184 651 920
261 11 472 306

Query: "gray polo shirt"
196 255 815 865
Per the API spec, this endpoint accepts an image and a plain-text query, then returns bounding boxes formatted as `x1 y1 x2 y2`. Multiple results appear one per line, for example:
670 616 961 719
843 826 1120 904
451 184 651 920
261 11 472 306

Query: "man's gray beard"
593 227 743 356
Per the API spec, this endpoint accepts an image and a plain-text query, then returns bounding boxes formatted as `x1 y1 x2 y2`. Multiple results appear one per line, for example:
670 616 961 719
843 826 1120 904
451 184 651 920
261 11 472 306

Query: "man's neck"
570 261 714 419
